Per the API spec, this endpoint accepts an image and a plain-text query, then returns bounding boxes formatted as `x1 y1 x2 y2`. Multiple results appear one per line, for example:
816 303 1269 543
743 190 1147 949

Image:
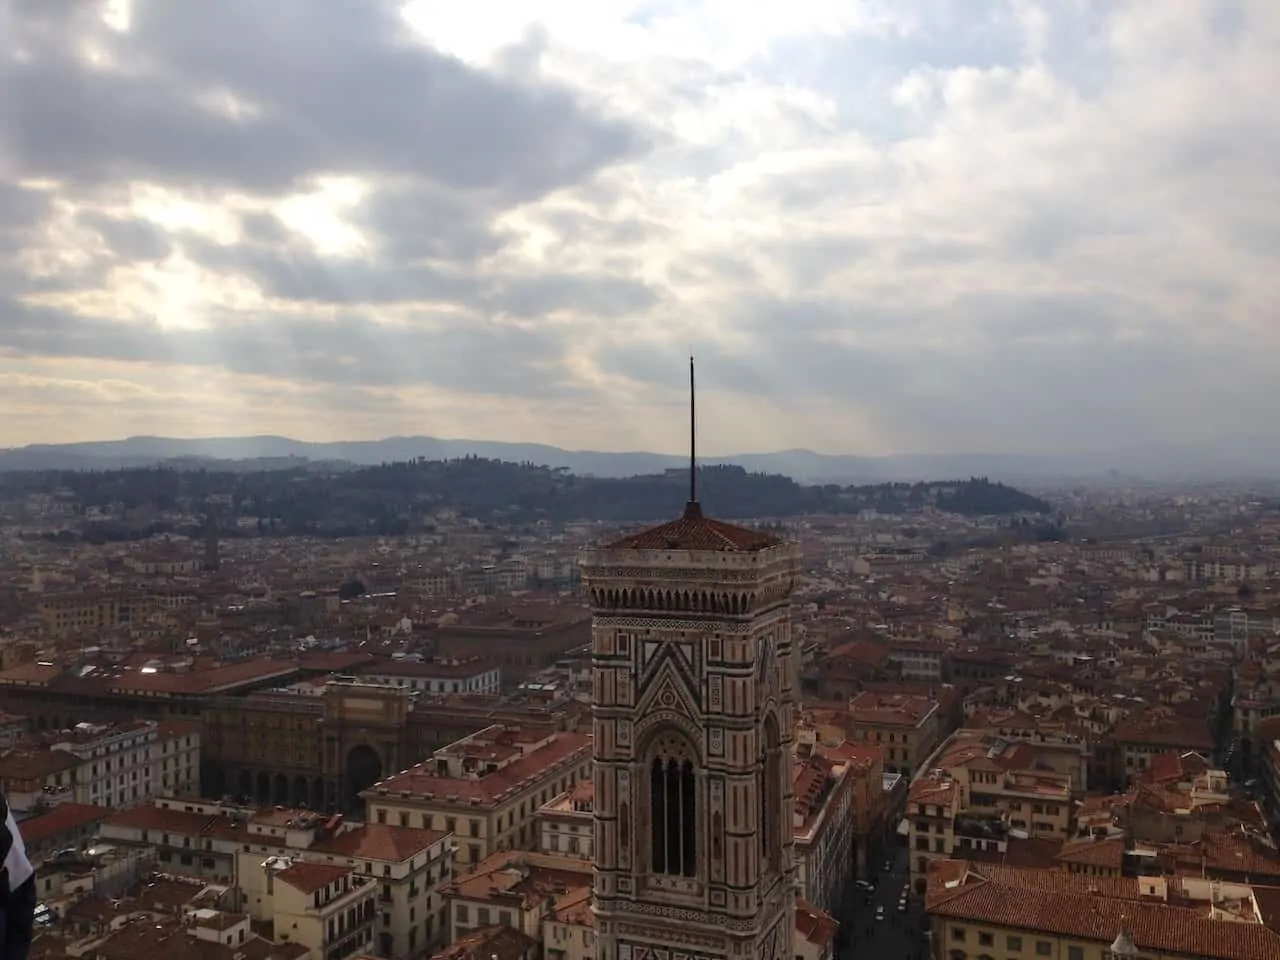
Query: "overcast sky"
0 0 1276 456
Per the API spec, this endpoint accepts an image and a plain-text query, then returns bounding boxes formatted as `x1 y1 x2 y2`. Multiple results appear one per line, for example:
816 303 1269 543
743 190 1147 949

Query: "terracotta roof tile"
17 802 112 844
429 924 538 960
312 824 448 862
276 861 352 895
371 731 590 806
605 504 780 553
926 861 1280 960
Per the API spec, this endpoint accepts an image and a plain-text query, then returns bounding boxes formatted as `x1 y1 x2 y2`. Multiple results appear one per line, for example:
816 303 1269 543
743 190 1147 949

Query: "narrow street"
836 844 930 960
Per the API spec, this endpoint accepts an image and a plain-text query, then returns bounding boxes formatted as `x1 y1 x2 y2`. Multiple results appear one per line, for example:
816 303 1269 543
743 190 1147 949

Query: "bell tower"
581 359 801 960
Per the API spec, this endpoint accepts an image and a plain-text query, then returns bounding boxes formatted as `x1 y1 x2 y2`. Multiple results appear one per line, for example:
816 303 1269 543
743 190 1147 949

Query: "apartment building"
933 731 1078 838
239 858 376 960
100 799 455 959
443 849 592 945
906 775 961 890
847 691 942 777
363 725 592 869
1112 714 1217 783
0 719 199 812
791 748 855 916
535 780 593 860
308 815 455 955
815 739 887 878
361 657 501 697
926 860 1280 960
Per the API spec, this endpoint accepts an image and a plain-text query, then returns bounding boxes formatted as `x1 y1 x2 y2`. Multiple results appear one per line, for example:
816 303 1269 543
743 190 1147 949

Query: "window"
951 928 966 942
759 714 783 870
648 733 697 877
978 932 993 947
1036 943 1052 956
1007 935 1023 951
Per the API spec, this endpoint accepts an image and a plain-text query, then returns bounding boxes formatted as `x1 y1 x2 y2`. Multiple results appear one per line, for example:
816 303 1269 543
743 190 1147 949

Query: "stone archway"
202 761 227 798
345 744 383 813
273 773 289 804
255 771 270 804
293 775 310 807
237 769 252 801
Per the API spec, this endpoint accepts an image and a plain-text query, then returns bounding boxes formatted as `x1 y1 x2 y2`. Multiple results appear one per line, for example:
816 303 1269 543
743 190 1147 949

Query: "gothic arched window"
647 732 698 877
759 713 783 871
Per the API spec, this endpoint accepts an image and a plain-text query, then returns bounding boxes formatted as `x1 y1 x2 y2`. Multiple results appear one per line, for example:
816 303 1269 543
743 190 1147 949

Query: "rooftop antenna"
685 355 702 519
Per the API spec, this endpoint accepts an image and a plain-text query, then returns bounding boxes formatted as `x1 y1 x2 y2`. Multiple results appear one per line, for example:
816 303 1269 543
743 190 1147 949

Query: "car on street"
875 906 885 921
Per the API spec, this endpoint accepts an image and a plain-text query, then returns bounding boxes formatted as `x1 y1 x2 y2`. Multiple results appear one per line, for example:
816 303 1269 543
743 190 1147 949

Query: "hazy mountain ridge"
1 434 1276 482
5 460 1053 543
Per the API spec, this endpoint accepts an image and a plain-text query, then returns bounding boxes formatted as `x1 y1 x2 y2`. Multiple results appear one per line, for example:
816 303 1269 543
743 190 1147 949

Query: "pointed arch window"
647 732 698 877
760 714 783 871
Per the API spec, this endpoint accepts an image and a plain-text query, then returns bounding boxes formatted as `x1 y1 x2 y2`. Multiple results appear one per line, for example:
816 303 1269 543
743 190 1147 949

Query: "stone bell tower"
581 359 801 960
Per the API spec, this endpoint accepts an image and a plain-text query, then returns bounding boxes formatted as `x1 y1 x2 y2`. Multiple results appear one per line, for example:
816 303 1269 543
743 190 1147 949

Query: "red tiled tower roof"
604 501 780 553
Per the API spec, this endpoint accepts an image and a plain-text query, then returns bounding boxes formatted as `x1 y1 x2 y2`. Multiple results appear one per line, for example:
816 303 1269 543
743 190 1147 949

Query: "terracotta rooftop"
276 861 352 895
371 731 590 806
926 861 1280 960
605 502 780 552
312 823 449 862
18 802 112 844
796 900 838 948
429 924 538 960
443 850 591 909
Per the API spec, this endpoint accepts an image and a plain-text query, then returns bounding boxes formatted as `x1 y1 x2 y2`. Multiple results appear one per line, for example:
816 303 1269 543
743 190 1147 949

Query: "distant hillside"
1 458 1052 541
4 432 1280 481
0 433 1025 481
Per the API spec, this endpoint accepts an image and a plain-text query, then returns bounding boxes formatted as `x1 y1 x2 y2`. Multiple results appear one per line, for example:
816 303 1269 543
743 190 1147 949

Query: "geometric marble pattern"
584 512 802 960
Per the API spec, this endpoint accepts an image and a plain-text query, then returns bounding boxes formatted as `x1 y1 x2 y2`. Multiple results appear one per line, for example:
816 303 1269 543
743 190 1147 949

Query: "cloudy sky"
0 0 1276 457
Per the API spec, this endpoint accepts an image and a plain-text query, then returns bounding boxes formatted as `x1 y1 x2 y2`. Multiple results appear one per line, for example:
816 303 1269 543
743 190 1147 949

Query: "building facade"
0 719 199 813
202 683 577 812
582 500 802 960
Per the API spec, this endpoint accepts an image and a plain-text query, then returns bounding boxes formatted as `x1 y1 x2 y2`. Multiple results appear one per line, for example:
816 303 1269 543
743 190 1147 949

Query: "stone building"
581 493 802 960
202 683 582 812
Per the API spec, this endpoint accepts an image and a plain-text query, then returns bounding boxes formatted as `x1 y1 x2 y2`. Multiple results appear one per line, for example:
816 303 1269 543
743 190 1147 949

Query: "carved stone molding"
596 616 753 634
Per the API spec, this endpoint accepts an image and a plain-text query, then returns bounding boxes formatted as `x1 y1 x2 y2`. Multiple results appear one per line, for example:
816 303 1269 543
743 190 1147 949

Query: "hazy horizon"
2 2 1277 456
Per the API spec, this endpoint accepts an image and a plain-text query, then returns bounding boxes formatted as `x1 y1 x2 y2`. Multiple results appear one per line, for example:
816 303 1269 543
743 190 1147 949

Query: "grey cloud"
352 183 510 264
0 298 582 398
0 184 51 254
182 238 659 319
238 213 293 247
599 284 1280 454
2 0 647 198
76 212 173 261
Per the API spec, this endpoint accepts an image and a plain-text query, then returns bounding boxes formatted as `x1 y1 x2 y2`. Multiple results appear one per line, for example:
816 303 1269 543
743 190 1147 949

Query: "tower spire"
685 355 702 520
